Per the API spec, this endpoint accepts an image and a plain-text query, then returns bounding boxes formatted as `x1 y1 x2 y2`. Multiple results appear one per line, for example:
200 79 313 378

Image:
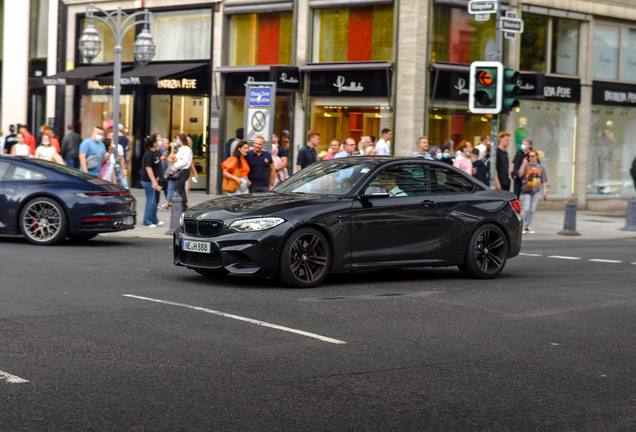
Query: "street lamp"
78 4 155 165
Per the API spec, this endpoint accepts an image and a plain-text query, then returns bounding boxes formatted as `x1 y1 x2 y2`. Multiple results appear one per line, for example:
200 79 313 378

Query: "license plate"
123 216 134 225
182 240 211 254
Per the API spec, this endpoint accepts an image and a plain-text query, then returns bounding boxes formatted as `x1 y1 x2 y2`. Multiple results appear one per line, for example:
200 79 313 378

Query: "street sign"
500 17 524 33
504 11 518 39
244 81 277 153
468 0 497 14
476 13 490 21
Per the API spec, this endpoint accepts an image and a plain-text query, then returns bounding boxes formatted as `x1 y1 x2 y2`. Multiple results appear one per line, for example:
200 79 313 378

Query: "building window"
520 14 579 75
587 106 636 197
312 6 393 63
228 12 293 66
30 0 49 59
79 18 136 64
152 9 212 61
593 24 620 80
511 101 577 198
621 28 636 82
431 6 496 64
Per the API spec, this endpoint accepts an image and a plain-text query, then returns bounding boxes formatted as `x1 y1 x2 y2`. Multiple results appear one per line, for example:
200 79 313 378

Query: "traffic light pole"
489 0 503 189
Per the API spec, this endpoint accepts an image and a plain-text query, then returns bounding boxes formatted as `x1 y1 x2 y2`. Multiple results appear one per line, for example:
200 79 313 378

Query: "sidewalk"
100 189 636 241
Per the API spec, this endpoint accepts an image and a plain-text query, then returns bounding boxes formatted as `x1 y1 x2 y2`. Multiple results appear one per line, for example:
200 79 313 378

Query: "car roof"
325 155 460 169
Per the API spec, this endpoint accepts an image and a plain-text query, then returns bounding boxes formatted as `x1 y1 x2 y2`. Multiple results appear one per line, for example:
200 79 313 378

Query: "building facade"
2 0 636 209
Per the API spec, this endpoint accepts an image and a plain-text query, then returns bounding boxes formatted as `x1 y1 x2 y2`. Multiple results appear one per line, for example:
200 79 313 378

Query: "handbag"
521 184 533 194
222 165 242 193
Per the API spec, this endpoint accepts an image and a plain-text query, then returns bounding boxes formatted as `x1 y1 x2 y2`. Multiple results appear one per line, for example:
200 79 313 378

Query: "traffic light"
502 67 520 113
469 61 503 114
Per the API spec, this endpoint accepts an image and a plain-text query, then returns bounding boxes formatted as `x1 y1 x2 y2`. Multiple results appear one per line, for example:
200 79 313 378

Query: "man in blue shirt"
246 136 276 193
334 137 357 158
411 137 433 160
79 126 107 177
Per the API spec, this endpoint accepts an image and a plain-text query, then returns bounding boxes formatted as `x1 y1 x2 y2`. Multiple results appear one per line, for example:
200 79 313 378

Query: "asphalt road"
1 236 636 431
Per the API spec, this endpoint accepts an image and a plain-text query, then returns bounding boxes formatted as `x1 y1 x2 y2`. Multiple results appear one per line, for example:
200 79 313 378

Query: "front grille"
199 221 222 237
181 251 223 267
184 219 198 236
183 219 223 237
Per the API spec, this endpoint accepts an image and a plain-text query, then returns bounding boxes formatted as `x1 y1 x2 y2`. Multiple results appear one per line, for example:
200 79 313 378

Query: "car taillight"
510 200 521 214
76 191 130 198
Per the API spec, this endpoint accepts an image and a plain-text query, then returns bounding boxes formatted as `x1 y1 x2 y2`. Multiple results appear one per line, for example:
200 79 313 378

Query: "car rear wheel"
20 197 67 245
459 223 508 279
278 227 331 288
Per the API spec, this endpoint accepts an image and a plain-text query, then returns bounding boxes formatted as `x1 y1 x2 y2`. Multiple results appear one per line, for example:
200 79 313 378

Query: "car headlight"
229 217 285 232
179 213 185 226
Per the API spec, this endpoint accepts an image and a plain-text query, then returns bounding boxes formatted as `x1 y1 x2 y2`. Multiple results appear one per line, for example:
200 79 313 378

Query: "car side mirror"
361 186 389 198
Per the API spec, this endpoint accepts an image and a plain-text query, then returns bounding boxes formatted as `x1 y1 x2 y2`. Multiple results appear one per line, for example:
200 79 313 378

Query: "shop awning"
299 61 393 72
215 66 273 74
215 65 302 93
103 62 210 86
29 65 119 87
428 62 469 73
224 0 293 14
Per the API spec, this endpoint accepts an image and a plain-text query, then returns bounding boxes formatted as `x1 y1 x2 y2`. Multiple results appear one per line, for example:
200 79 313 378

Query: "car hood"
189 192 341 219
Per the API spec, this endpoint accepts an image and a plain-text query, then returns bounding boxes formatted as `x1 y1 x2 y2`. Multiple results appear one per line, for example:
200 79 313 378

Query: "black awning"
215 65 272 74
428 62 469 73
299 61 393 72
29 65 118 87
216 65 301 93
116 62 209 85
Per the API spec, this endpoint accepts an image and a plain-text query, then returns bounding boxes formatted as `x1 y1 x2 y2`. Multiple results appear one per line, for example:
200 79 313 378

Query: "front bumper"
173 222 292 275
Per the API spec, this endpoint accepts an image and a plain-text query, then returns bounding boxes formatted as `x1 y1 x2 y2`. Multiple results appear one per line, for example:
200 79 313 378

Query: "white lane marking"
123 294 346 345
548 255 581 260
589 259 623 264
0 370 29 384
632 262 636 265
519 253 543 257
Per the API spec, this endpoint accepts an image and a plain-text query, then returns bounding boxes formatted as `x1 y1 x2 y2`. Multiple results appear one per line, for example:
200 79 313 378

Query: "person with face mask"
79 126 108 176
453 140 474 175
511 138 537 199
35 133 62 162
438 145 453 165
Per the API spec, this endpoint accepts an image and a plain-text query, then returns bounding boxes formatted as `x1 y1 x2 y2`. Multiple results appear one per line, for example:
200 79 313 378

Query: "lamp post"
78 4 155 165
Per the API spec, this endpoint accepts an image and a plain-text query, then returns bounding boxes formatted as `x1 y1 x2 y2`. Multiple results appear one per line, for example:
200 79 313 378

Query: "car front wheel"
277 227 331 288
20 197 67 245
459 223 508 279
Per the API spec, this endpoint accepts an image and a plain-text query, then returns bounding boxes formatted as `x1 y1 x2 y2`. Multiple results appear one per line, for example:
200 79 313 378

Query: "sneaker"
156 221 165 227
143 224 157 228
525 226 535 234
158 205 168 210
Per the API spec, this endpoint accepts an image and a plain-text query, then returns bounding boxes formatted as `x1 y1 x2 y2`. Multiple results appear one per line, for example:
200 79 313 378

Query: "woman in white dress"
10 133 31 156
35 134 61 162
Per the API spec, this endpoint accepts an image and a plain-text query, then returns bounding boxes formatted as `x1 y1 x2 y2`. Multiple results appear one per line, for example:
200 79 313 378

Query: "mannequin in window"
515 117 528 152
592 120 616 192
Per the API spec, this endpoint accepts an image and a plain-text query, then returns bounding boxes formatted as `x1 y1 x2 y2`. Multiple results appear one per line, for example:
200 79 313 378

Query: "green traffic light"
504 68 520 82
504 83 520 95
503 98 520 109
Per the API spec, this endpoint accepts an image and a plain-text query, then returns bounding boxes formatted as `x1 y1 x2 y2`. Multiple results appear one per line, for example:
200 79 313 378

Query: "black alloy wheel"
459 223 508 279
278 227 331 288
20 197 67 245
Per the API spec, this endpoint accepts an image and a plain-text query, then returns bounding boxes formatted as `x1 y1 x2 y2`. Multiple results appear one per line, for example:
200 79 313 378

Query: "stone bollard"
165 191 184 235
620 198 636 231
557 200 581 236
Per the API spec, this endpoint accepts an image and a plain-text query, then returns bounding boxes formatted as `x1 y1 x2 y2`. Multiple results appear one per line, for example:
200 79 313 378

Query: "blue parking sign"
249 87 272 106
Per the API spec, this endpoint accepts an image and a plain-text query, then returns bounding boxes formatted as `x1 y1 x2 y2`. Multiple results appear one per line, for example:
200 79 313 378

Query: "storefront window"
621 28 636 82
520 13 549 73
428 108 491 149
431 7 495 64
312 6 393 63
587 106 636 197
30 0 49 59
80 19 136 64
229 12 293 66
152 9 212 61
309 100 392 155
149 95 209 154
511 101 577 197
551 18 579 75
593 24 620 80
80 94 134 138
225 97 291 143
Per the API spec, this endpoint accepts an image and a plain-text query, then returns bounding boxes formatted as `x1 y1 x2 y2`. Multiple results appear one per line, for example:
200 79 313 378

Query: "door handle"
421 200 436 208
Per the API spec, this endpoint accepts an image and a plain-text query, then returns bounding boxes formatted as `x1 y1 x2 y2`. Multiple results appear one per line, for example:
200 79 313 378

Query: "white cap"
118 123 124 131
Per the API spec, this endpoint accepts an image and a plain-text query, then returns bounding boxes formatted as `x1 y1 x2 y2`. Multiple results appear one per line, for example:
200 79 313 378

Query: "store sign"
516 73 545 99
87 80 114 90
592 81 636 106
270 66 301 91
121 77 141 85
157 78 197 89
43 78 67 86
309 69 390 97
543 77 581 103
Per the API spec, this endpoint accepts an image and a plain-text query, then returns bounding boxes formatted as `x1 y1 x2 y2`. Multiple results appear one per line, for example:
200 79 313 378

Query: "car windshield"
28 159 95 181
274 160 375 196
